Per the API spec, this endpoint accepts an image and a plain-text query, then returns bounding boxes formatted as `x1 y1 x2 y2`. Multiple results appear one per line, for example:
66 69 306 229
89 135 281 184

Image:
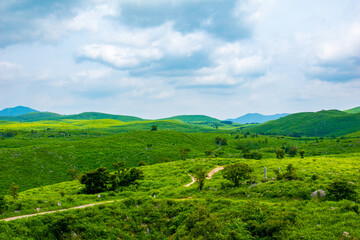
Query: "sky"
0 0 359 119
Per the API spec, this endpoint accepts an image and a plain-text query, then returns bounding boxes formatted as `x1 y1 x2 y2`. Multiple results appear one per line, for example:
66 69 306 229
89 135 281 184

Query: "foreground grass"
1 153 359 239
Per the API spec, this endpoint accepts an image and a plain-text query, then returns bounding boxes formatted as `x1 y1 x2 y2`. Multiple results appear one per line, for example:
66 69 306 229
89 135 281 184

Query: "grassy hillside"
1 153 360 239
250 110 360 137
62 112 143 122
0 112 62 122
1 121 360 195
345 106 360 114
0 112 142 123
0 130 228 194
161 114 221 123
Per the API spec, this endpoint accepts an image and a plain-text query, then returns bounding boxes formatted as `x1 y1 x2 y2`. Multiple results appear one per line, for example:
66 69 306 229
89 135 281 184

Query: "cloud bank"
0 0 359 118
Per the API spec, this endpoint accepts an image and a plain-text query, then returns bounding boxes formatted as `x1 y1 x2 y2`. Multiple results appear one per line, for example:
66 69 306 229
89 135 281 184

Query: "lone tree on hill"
223 163 253 187
80 167 110 194
195 168 207 191
8 182 19 199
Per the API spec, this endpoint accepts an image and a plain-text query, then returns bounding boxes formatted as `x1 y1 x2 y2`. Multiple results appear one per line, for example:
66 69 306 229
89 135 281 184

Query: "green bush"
327 179 357 201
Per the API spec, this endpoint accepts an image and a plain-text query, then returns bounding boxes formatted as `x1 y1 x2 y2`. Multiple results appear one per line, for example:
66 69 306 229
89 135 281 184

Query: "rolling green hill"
345 106 360 114
0 112 62 122
1 153 360 239
250 110 360 137
0 112 142 123
161 115 221 123
62 112 143 122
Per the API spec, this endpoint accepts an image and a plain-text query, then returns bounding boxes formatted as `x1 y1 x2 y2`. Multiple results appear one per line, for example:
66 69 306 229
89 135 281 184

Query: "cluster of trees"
80 162 144 194
215 136 227 146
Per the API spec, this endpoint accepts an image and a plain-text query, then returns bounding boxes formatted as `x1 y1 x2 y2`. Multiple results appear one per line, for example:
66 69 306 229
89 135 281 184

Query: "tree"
151 125 158 131
223 163 253 187
110 161 144 189
275 149 285 159
299 150 305 158
80 167 111 193
195 169 207 190
8 182 19 199
215 136 227 146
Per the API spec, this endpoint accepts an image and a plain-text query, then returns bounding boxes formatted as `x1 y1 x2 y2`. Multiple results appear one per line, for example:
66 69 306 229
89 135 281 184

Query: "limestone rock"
311 189 326 198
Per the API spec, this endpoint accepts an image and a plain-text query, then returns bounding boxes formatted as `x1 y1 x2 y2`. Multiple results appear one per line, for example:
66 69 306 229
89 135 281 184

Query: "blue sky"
0 0 359 119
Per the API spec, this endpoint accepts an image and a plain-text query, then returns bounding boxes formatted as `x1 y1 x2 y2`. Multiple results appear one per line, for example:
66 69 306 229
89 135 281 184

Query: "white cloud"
316 21 360 62
0 61 22 69
80 44 163 68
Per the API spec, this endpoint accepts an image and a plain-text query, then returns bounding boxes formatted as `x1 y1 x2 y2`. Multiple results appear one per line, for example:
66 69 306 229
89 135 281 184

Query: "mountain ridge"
227 113 289 124
0 106 39 116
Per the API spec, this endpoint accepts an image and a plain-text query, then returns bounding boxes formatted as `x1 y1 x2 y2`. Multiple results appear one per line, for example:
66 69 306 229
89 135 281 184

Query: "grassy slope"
250 110 360 136
1 153 360 239
0 129 227 194
1 122 360 195
161 114 221 122
345 106 360 114
61 112 143 122
0 112 143 123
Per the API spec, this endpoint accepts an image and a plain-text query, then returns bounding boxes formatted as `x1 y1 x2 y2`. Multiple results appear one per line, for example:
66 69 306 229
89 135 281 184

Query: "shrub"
327 179 357 201
275 149 285 159
0 195 7 214
243 151 263 160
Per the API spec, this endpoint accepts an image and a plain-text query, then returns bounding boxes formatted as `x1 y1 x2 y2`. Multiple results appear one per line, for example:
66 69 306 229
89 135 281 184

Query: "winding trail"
1 201 115 222
184 166 224 187
184 174 196 187
206 166 224 179
2 166 225 222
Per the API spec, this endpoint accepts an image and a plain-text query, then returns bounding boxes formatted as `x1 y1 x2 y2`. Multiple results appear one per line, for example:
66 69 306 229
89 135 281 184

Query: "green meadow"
0 112 359 239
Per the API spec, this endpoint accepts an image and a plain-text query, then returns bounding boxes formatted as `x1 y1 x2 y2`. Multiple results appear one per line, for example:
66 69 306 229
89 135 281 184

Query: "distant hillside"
0 112 142 123
0 106 39 116
62 112 143 122
250 110 360 137
228 113 289 124
0 112 62 122
161 115 221 123
345 106 360 114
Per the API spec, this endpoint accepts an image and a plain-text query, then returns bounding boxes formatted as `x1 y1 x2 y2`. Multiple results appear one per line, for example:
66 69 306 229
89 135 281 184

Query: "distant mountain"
161 115 221 123
345 106 360 114
0 106 39 116
228 113 289 124
250 110 360 137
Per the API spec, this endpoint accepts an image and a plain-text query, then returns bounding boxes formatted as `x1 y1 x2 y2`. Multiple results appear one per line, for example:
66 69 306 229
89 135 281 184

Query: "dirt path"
184 166 224 187
2 166 226 222
1 201 115 222
184 174 196 187
206 166 224 179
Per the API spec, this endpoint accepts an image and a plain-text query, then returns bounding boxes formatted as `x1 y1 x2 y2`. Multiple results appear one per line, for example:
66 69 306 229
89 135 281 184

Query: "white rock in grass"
311 189 326 198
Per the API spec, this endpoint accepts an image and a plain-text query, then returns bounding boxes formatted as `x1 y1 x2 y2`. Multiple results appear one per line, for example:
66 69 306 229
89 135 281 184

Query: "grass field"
0 116 359 239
